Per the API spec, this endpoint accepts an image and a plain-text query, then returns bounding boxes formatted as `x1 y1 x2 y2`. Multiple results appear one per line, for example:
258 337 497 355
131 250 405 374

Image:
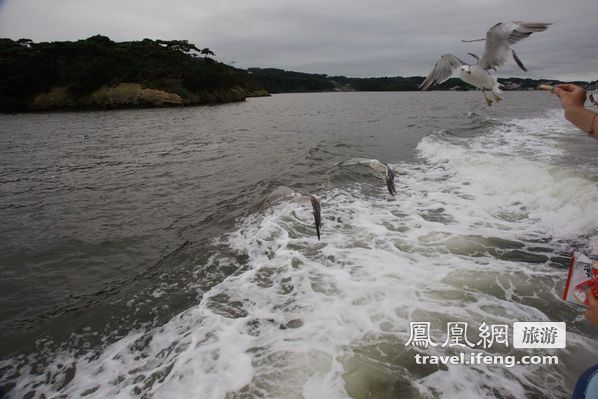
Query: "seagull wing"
467 52 480 63
368 159 388 174
309 195 321 241
336 158 373 166
293 193 322 241
338 158 387 173
418 54 465 91
479 21 551 71
385 167 396 197
258 186 296 208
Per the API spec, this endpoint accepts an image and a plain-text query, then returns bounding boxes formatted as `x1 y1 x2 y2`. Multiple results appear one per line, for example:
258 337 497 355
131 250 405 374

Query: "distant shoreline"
1 37 594 113
246 67 595 95
0 89 573 114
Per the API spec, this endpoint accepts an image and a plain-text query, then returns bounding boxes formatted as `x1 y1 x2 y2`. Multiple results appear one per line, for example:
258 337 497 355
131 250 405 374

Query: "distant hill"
248 67 594 93
0 36 267 112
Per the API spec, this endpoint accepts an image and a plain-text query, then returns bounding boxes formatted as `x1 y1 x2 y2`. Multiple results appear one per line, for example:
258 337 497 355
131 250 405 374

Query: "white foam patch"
416 110 598 240
3 109 597 398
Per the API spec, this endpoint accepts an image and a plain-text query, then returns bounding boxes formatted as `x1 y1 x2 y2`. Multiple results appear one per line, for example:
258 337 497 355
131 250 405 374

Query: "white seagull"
336 158 397 196
419 21 551 105
259 186 322 240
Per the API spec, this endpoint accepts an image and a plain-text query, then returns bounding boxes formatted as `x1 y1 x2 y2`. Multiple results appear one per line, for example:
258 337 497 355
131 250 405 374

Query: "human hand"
555 84 587 111
584 290 598 326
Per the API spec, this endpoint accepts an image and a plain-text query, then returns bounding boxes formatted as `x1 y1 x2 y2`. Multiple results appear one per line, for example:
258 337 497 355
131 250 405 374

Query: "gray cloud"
0 0 596 81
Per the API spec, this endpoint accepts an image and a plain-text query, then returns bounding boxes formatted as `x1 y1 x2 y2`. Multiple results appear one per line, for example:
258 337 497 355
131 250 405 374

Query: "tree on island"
156 39 201 55
201 48 215 58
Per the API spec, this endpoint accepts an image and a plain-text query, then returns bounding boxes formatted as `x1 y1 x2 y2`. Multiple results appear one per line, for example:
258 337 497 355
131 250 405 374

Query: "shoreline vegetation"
0 36 593 112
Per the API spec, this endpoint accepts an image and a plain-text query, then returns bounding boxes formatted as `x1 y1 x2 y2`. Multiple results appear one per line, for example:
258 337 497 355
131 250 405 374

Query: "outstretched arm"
555 84 598 140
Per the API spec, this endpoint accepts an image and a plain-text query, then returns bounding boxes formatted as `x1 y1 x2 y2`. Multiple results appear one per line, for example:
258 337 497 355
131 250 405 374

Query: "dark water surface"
1 92 597 398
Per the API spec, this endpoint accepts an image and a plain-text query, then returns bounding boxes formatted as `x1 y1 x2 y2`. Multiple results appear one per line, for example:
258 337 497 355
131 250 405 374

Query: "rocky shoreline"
24 83 270 112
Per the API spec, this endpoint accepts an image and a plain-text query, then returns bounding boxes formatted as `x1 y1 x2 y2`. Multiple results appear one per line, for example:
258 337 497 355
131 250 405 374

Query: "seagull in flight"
419 21 551 106
336 158 397 196
260 186 322 240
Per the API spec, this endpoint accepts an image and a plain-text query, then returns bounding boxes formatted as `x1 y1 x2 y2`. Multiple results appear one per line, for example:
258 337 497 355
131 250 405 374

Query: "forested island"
0 36 593 112
0 36 267 112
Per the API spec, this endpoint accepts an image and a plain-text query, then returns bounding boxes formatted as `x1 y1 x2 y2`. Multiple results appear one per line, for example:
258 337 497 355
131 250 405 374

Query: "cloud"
0 0 596 80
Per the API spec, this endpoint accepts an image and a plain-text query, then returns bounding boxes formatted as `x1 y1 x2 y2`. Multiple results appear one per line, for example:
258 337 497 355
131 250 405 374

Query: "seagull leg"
493 92 502 103
482 89 493 106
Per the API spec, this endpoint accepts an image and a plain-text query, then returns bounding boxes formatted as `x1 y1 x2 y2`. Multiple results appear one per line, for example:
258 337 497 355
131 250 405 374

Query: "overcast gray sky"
0 0 596 81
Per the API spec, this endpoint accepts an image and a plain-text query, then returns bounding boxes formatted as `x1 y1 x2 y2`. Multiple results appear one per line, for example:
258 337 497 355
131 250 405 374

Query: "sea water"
0 92 597 398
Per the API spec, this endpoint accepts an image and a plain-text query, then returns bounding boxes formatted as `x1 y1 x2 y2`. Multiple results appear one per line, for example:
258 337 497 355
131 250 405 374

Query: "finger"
556 84 584 96
556 84 575 92
572 87 587 97
585 310 598 326
587 289 598 306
